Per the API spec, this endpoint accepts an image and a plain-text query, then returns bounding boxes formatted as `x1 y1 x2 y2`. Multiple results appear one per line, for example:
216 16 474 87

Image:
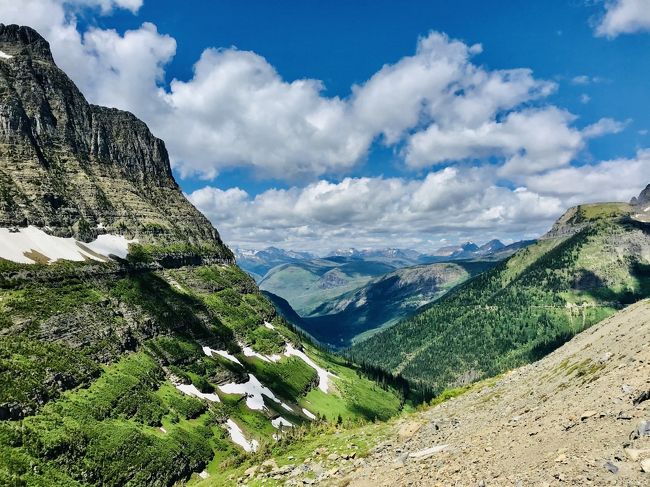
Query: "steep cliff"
0 24 231 262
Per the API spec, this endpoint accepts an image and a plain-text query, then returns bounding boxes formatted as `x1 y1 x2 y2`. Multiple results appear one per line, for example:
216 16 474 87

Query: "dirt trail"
336 300 650 486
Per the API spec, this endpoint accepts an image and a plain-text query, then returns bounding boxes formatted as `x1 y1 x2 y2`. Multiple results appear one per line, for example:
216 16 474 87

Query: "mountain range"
1 23 649 487
0 25 404 486
235 239 533 284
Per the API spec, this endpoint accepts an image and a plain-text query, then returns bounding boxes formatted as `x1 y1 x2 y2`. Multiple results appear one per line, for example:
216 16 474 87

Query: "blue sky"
3 0 650 252
101 0 649 193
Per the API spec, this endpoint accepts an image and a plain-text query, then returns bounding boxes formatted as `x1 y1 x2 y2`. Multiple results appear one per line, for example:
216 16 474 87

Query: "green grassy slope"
0 259 403 486
350 205 650 394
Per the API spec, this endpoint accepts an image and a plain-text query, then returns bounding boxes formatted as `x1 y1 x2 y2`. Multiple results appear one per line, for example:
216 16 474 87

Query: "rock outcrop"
0 24 232 262
631 184 650 206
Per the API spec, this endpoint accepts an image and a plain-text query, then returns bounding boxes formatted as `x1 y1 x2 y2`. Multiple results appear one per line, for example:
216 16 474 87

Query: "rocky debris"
581 410 598 420
624 448 650 461
338 300 650 486
236 443 363 485
641 458 650 473
633 390 650 406
408 444 449 459
603 460 619 474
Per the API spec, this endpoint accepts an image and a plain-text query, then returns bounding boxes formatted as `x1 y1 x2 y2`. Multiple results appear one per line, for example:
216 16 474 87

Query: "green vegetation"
351 215 650 394
191 418 393 486
248 357 318 401
127 241 233 263
0 261 404 486
0 337 100 418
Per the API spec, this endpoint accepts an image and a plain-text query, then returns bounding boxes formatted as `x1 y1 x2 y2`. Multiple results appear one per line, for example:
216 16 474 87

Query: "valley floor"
310 300 650 487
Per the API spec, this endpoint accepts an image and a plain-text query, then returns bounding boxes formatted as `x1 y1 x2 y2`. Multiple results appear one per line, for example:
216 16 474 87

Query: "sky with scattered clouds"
1 0 649 252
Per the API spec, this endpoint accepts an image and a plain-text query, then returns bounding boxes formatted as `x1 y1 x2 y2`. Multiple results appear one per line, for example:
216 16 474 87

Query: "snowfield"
302 408 317 420
239 342 282 363
219 373 281 411
0 226 135 264
271 416 293 429
202 346 243 366
0 50 13 59
285 343 335 393
175 383 220 402
226 419 259 452
83 234 133 259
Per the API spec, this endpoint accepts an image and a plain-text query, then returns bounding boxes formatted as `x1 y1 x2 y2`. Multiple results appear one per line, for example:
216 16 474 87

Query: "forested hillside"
350 203 650 393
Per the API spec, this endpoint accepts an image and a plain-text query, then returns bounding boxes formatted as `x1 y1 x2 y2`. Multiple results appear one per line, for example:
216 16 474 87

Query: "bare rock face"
631 184 650 206
0 24 232 261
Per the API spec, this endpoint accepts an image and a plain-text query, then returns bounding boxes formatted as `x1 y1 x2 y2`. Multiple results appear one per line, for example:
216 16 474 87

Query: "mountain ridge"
0 25 405 487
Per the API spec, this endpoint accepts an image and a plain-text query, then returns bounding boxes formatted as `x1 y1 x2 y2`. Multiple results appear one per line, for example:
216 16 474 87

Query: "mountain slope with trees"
350 202 650 394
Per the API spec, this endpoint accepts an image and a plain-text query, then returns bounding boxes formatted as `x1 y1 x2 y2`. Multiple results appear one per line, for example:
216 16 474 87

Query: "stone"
621 384 635 394
624 448 650 461
395 452 409 466
641 459 650 473
260 459 278 473
244 466 258 477
631 420 650 439
326 453 339 461
604 461 619 474
581 411 597 420
633 390 650 406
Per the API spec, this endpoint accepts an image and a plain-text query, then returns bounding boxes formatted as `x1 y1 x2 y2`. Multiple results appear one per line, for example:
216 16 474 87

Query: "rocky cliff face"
0 24 232 261
631 184 650 206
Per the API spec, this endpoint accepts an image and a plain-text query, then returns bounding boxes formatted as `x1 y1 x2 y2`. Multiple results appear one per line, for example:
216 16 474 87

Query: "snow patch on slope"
271 416 293 429
302 408 317 420
219 373 281 411
202 346 243 366
83 234 133 259
0 50 13 60
175 384 220 402
285 343 335 393
226 419 259 452
240 342 282 363
0 226 135 264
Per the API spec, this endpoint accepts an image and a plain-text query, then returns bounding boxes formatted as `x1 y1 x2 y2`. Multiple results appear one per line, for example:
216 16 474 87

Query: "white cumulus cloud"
0 2 619 182
595 0 650 38
188 166 568 252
